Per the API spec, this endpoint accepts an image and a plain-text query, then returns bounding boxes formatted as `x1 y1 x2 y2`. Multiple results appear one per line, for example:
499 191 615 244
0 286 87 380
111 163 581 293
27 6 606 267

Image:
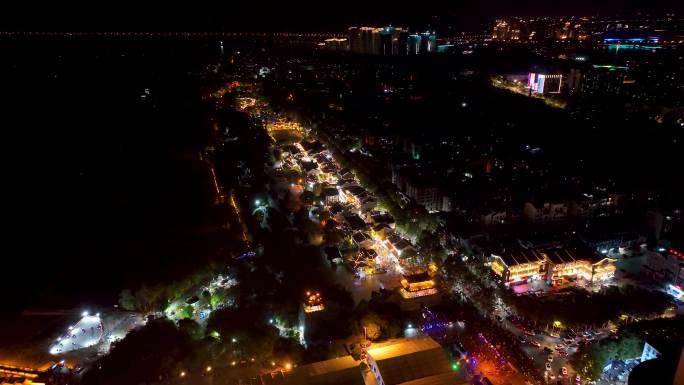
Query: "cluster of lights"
267 119 303 133
304 291 324 313
50 311 102 355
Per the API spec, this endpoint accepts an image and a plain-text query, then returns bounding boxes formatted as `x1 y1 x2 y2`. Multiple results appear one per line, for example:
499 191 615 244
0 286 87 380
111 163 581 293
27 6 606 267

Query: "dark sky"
2 0 683 31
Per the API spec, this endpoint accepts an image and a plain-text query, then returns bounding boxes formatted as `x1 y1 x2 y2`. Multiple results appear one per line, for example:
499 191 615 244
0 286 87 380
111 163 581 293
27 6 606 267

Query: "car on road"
518 336 527 343
530 340 541 347
549 332 560 338
543 347 553 354
561 367 568 376
524 329 536 336
547 355 554 362
575 374 581 383
556 343 565 350
558 350 568 358
546 363 552 371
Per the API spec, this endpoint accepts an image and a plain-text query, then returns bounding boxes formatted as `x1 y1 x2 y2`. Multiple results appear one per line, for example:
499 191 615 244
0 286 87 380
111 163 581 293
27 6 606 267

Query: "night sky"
3 0 683 32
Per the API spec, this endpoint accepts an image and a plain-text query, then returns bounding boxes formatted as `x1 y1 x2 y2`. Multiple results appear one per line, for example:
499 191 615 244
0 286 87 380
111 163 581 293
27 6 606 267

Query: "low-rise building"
644 247 684 288
489 241 617 285
322 187 341 205
265 336 463 385
523 201 568 223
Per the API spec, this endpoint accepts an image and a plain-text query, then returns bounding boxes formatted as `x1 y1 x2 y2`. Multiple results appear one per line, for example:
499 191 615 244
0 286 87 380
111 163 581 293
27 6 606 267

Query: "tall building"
322 38 348 51
349 26 408 55
419 31 437 53
408 34 421 54
397 30 409 55
380 28 394 55
348 27 361 53
493 20 510 40
527 73 564 94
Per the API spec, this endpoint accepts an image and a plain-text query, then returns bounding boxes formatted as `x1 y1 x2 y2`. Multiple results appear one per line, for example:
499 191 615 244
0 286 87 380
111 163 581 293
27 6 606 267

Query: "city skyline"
1 3 683 385
2 1 684 32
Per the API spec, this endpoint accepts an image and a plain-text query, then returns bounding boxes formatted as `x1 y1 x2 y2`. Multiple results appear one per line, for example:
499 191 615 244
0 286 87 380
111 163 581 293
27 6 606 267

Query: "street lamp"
255 199 261 206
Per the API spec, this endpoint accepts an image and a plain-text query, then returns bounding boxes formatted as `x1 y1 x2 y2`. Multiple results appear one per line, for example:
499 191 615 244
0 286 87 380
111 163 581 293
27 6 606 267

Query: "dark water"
2 38 223 313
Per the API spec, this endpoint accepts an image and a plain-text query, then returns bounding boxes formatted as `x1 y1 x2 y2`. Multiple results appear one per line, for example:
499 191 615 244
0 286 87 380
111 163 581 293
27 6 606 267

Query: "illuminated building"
0 364 45 385
267 119 303 133
419 32 437 53
265 337 459 385
492 20 510 40
348 27 361 53
489 242 617 285
299 291 325 347
349 26 408 55
322 38 348 51
492 19 521 41
304 291 324 313
355 27 381 54
579 64 630 96
408 34 421 55
397 30 409 55
236 97 256 110
321 187 341 205
400 270 438 298
527 73 563 94
379 27 398 56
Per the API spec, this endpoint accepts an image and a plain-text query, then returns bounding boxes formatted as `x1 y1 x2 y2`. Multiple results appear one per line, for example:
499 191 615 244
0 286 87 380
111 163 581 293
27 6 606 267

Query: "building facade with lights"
489 241 617 285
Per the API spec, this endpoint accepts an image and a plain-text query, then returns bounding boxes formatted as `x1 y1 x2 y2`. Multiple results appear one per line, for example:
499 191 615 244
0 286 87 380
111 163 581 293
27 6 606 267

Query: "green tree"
179 305 194 319
178 318 202 340
300 190 316 205
118 289 137 311
210 293 222 310
359 311 386 340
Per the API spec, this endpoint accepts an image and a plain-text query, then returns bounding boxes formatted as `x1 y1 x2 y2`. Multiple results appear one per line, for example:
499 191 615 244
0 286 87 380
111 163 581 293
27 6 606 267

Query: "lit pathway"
49 314 103 355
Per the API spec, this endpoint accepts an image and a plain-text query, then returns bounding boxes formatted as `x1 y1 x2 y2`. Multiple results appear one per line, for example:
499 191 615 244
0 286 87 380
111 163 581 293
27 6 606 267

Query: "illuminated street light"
285 363 292 370
232 337 237 343
206 366 212 372
180 371 186 377
255 199 261 206
82 311 89 317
